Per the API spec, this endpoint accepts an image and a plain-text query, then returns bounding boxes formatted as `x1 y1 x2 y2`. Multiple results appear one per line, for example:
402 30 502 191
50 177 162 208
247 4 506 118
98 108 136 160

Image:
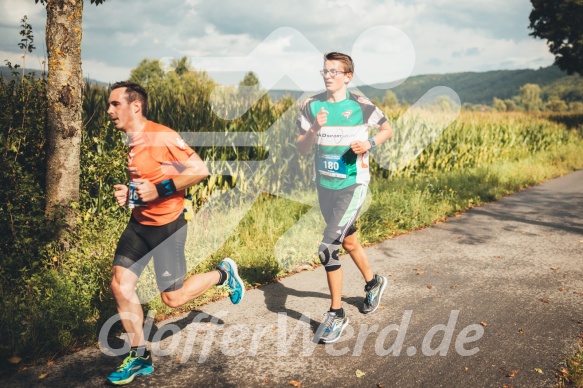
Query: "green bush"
0 67 52 359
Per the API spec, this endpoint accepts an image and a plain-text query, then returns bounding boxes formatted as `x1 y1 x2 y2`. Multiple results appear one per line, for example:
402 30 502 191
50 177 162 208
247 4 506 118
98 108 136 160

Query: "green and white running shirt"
297 91 388 190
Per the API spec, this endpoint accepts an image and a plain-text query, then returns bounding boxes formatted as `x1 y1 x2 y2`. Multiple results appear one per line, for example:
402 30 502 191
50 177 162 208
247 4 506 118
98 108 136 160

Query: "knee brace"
318 241 341 272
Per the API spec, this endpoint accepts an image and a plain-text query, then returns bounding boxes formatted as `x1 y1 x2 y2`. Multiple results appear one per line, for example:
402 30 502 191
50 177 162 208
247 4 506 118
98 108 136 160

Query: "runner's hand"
132 179 159 202
312 107 329 132
113 184 129 207
350 140 372 155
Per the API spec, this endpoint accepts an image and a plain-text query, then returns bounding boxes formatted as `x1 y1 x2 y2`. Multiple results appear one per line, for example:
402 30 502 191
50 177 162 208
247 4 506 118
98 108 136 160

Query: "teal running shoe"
218 257 245 304
107 350 153 385
361 274 388 314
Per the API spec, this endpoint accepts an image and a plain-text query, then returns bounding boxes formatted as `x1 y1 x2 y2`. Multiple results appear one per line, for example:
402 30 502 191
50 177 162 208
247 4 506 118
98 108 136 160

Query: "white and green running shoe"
107 349 153 385
315 311 349 343
361 274 388 314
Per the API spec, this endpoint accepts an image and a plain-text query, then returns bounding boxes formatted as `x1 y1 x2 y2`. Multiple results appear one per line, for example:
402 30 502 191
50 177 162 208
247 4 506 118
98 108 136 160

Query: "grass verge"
557 335 583 387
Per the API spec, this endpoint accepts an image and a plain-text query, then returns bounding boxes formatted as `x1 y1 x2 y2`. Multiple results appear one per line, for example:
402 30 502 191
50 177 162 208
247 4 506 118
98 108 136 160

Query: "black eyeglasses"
320 69 347 77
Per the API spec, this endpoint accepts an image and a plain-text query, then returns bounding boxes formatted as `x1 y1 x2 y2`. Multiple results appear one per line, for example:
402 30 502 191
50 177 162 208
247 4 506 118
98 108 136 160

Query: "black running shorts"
317 184 367 243
113 215 187 292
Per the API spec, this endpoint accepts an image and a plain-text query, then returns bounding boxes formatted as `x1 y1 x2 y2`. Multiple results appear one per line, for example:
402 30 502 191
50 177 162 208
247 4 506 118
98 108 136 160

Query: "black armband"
155 179 177 198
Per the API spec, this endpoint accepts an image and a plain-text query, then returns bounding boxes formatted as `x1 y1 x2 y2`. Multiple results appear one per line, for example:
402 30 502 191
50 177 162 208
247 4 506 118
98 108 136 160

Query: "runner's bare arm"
350 121 393 154
171 151 209 190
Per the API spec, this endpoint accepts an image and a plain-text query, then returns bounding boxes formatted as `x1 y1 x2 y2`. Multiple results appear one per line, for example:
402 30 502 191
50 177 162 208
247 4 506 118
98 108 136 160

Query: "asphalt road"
5 170 583 387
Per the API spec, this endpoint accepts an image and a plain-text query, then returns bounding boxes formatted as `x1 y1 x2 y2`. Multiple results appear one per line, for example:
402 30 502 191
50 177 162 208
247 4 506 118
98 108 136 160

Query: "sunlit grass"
557 337 583 388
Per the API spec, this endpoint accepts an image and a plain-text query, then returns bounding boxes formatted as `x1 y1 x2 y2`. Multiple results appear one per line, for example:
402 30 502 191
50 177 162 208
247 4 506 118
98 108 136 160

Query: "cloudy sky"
0 0 554 90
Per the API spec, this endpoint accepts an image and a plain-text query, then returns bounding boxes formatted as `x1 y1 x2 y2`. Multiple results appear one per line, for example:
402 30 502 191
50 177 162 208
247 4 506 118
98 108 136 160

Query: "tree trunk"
44 0 83 228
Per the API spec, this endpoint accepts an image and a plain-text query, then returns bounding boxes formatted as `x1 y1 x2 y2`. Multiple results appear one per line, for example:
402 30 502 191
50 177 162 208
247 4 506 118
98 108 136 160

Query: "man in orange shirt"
106 82 245 385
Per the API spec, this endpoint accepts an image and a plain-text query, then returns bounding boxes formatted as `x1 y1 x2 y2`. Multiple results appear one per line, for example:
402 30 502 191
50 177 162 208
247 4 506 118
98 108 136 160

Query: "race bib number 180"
318 154 347 178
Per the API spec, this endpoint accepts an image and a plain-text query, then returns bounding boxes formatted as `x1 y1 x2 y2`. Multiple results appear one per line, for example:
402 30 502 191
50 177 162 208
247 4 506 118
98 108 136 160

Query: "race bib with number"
318 154 347 178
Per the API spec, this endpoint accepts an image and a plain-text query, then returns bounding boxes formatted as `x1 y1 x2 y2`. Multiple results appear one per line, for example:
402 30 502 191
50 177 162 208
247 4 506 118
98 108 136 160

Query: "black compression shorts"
113 214 187 292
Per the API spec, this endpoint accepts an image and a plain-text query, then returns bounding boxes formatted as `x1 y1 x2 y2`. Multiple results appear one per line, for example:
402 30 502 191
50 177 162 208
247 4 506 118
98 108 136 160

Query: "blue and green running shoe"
107 349 153 385
217 257 245 304
361 274 388 314
314 311 349 343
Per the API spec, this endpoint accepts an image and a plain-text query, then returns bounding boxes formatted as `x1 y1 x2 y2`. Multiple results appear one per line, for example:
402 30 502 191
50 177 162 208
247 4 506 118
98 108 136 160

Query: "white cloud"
351 26 416 87
83 58 130 85
0 1 45 29
405 20 553 75
190 0 421 53
180 25 257 57
0 50 47 71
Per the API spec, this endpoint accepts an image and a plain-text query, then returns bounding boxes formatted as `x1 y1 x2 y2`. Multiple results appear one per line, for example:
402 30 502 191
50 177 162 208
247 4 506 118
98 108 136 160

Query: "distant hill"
0 66 46 80
268 89 305 101
356 65 581 105
4 65 580 106
269 65 582 106
540 73 583 102
0 66 108 87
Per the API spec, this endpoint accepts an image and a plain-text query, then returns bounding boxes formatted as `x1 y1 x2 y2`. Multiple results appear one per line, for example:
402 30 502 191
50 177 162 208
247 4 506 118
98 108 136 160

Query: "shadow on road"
257 278 365 333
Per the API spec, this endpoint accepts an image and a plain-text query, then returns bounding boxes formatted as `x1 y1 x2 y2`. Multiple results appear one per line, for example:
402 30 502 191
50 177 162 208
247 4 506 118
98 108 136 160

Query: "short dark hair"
111 81 148 117
324 52 354 74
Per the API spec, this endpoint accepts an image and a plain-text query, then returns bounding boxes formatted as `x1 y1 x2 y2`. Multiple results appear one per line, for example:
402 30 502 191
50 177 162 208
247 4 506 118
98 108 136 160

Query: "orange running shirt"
127 121 195 226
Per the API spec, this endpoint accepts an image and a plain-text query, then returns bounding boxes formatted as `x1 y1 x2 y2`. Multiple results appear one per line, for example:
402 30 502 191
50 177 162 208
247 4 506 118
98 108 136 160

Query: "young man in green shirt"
296 52 394 343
